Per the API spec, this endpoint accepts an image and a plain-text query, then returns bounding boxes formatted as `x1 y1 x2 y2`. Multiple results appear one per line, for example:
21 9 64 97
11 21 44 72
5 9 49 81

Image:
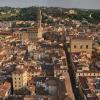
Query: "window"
19 82 21 84
74 45 76 48
80 45 83 49
86 45 88 49
15 85 17 87
19 85 21 87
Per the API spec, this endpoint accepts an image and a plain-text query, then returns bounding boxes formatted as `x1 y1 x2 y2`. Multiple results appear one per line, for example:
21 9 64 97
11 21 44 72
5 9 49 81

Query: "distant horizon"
0 0 100 9
0 6 100 10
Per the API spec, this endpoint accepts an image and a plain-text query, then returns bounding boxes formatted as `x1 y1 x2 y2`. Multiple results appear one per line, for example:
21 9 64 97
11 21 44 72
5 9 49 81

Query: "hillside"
0 7 100 23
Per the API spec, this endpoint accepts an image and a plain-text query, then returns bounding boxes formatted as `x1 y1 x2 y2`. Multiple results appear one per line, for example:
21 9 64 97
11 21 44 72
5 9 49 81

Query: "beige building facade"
70 38 93 55
12 69 27 90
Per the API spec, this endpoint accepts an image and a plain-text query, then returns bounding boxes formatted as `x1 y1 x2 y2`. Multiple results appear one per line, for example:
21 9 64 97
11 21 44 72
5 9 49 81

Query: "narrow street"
63 43 83 100
64 71 75 100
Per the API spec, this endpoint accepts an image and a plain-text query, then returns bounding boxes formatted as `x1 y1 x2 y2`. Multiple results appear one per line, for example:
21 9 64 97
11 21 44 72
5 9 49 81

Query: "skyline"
0 0 100 9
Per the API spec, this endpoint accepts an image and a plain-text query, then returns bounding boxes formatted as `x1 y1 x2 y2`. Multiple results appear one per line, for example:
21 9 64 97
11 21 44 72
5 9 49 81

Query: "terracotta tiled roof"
0 82 11 97
12 68 24 74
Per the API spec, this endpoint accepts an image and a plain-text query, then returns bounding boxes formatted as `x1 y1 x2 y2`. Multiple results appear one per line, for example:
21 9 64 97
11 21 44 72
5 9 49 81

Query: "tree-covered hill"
0 6 100 23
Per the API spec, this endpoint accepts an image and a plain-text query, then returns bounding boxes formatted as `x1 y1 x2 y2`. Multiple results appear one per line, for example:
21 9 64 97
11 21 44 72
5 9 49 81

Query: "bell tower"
33 7 43 40
37 7 42 28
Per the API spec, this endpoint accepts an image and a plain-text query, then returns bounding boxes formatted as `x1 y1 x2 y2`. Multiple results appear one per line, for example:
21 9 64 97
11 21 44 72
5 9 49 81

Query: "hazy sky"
0 0 100 9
